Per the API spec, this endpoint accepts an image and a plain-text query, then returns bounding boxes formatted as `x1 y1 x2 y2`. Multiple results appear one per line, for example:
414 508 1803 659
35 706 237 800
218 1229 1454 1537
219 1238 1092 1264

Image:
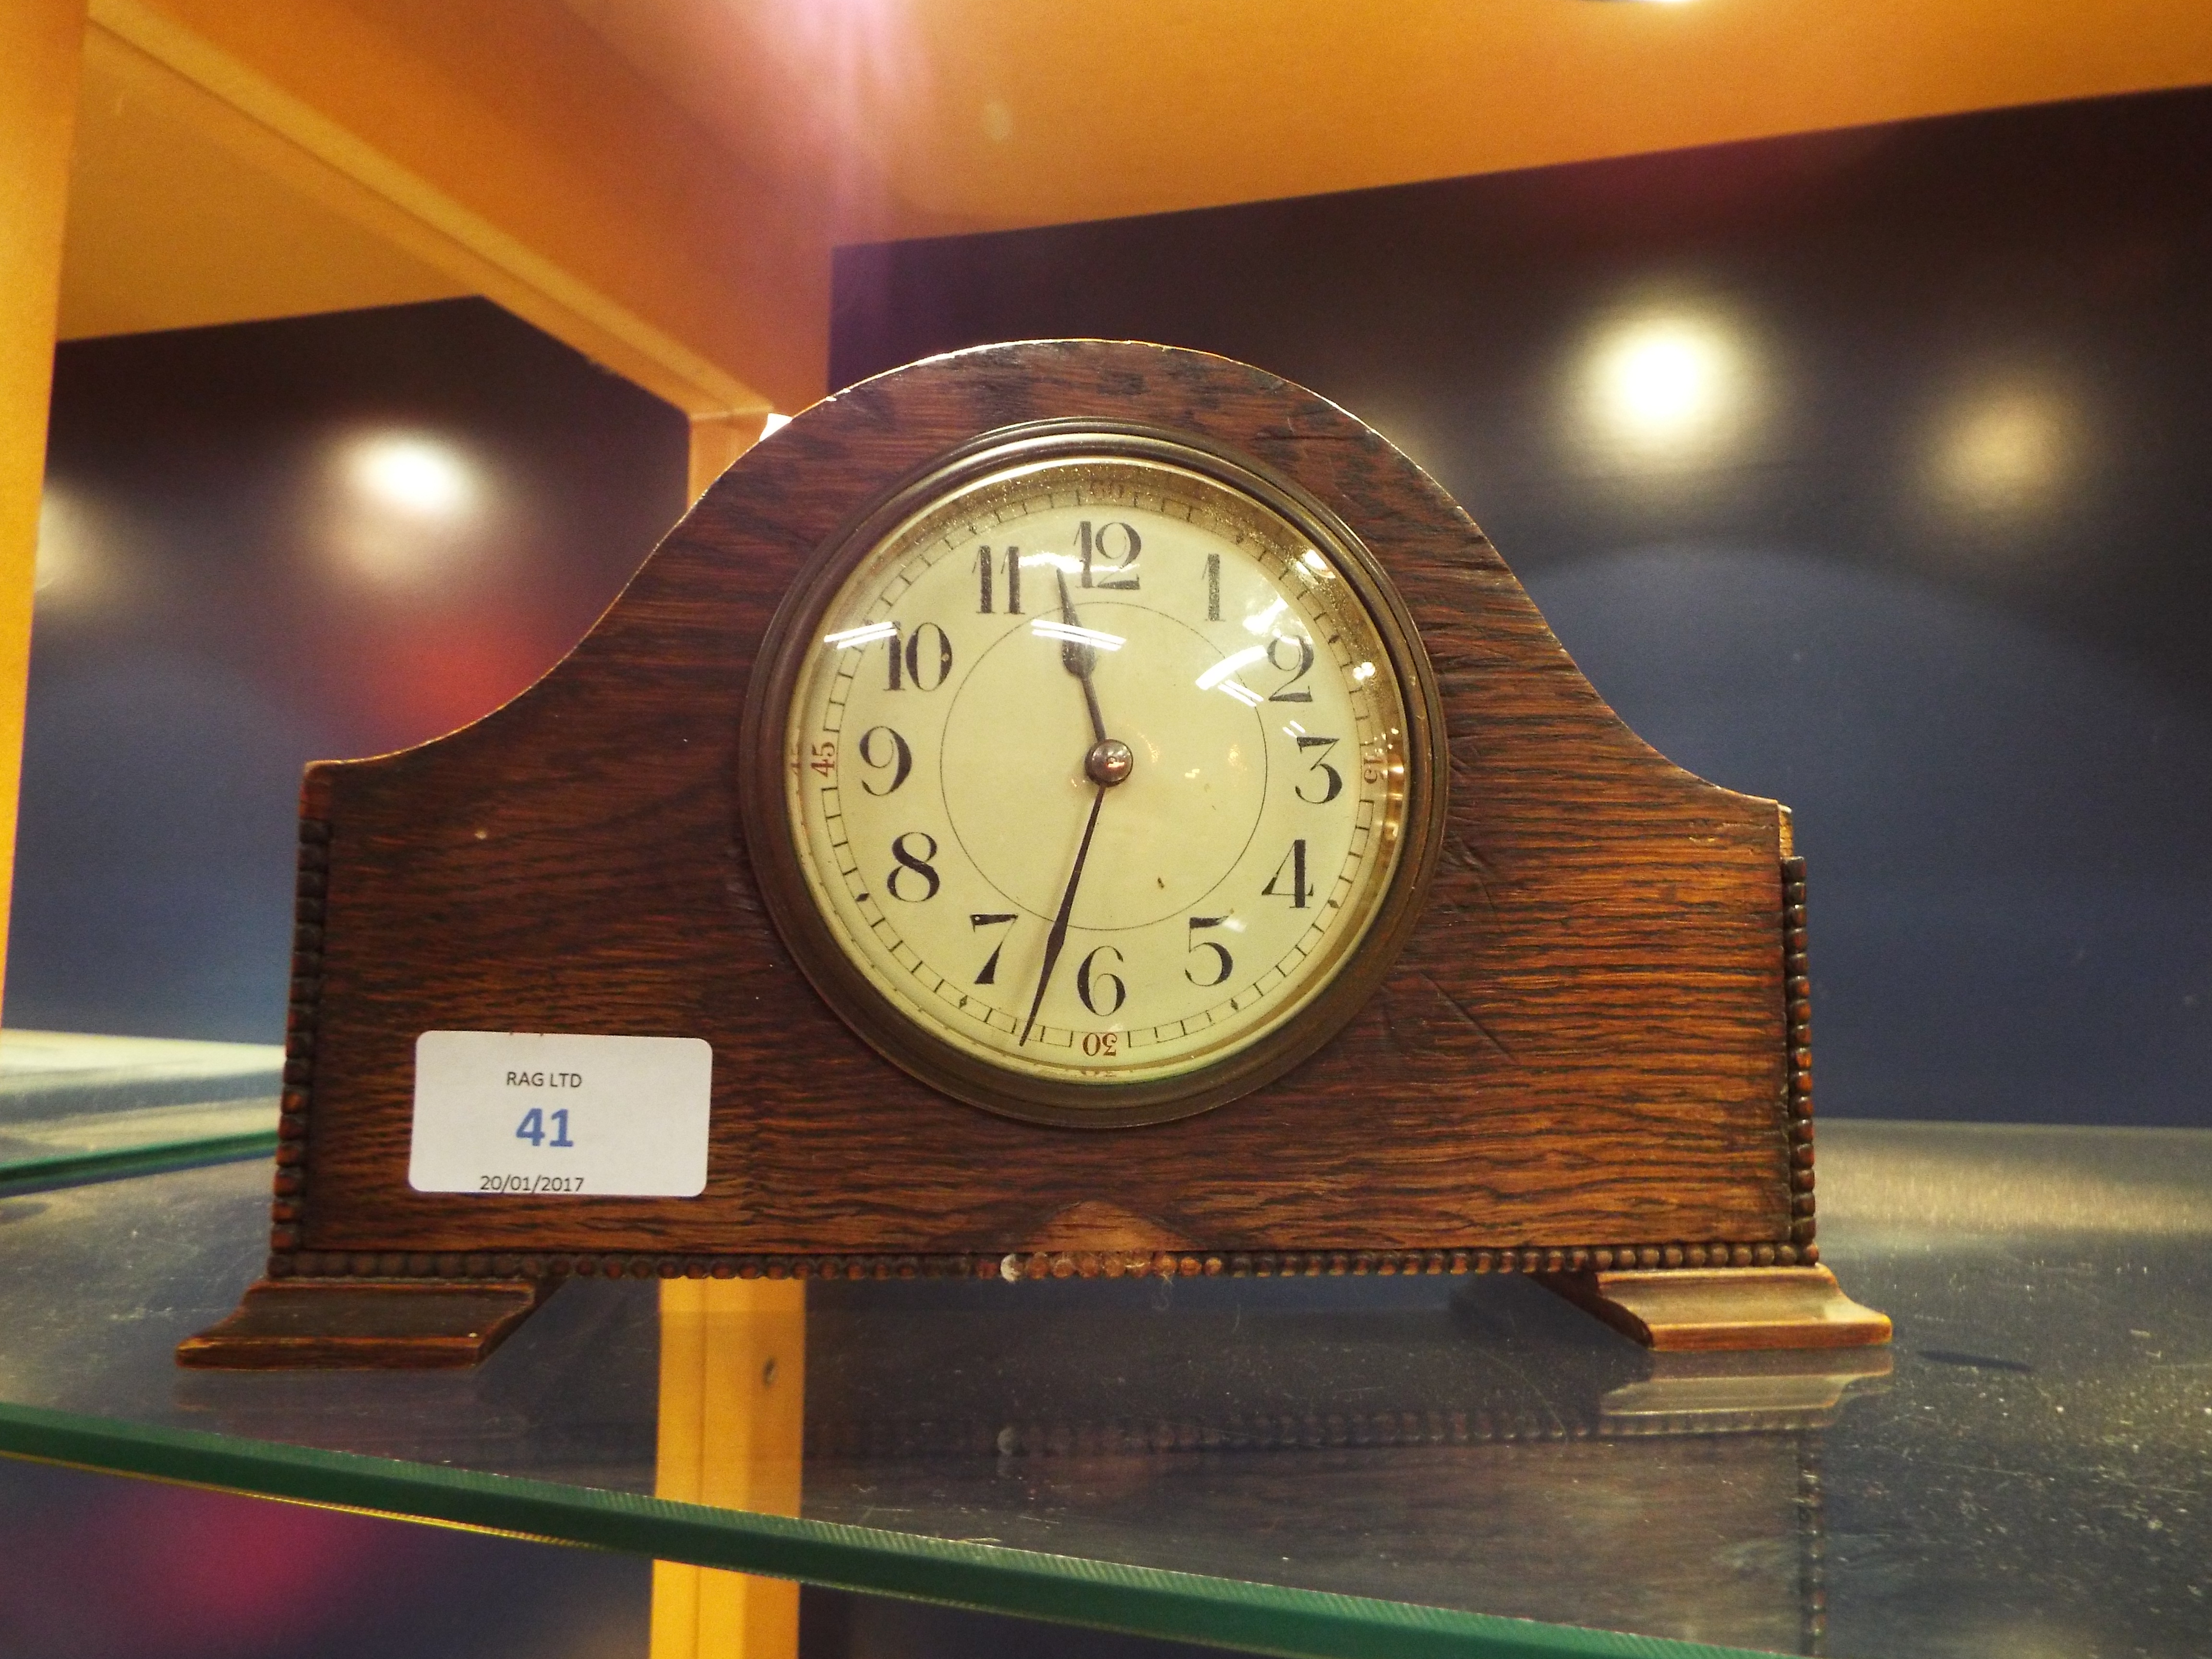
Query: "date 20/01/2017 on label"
407 1030 712 1197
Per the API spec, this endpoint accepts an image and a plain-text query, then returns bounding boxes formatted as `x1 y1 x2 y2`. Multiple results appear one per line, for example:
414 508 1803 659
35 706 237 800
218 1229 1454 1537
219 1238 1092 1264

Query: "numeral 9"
858 725 912 795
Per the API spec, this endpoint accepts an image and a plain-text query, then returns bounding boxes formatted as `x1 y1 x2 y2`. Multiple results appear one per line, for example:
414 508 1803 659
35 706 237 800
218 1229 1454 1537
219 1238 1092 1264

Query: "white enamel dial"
781 455 1416 1101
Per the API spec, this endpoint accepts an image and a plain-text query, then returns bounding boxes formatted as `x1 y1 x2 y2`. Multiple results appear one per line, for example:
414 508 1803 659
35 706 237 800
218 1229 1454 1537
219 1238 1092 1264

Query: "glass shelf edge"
0 1400 1785 1659
0 1130 277 1195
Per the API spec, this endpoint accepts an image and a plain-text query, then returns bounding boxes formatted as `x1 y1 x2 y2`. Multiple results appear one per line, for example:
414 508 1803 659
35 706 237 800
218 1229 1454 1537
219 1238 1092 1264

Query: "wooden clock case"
181 340 1885 1367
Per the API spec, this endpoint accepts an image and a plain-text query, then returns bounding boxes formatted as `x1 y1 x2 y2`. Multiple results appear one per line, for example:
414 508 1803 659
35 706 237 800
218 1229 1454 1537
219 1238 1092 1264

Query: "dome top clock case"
182 341 1887 1369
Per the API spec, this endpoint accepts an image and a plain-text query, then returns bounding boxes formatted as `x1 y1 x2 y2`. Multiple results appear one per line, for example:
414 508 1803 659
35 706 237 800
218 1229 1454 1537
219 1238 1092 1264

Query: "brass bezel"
738 422 1450 1128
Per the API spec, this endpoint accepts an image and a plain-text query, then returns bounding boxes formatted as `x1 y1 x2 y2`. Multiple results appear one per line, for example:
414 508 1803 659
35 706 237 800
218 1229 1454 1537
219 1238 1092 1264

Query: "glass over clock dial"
748 432 1444 1125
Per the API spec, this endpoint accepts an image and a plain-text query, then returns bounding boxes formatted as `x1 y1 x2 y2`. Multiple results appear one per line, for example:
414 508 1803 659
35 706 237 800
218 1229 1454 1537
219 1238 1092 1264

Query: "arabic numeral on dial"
969 912 1018 983
1266 634 1315 701
1294 735 1343 804
885 622 954 691
1185 916 1233 986
887 831 941 902
1075 945 1126 1016
857 725 912 795
977 547 1023 613
1262 839 1312 908
1077 520 1140 590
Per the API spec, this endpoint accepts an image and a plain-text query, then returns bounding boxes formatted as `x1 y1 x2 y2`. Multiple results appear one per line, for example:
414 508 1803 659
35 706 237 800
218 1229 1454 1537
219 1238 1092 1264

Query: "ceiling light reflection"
33 486 128 610
1580 311 1755 465
349 433 476 520
1934 387 2071 514
1197 644 1269 693
35 490 90 596
326 430 488 590
1243 596 1288 636
825 620 898 649
1030 619 1124 651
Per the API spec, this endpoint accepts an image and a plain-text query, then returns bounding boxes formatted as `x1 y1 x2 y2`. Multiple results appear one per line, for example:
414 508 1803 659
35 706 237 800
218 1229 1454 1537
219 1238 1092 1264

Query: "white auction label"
409 1031 711 1197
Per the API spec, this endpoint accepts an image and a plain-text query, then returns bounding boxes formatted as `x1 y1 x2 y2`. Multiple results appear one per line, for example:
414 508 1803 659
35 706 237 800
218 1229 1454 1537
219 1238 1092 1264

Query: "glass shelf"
0 1030 280 1189
0 1118 2205 1658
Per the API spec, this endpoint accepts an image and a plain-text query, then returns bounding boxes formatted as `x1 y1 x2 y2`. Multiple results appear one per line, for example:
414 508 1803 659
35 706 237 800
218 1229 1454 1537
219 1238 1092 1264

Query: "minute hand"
1020 782 1106 1046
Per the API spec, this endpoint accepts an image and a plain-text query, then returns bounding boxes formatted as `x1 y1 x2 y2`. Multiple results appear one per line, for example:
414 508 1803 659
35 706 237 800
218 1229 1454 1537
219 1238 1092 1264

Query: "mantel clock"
183 340 1887 1367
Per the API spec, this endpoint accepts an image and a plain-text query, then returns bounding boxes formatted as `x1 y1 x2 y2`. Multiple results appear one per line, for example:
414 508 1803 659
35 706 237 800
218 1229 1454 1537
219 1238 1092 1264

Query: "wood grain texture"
284 341 1795 1261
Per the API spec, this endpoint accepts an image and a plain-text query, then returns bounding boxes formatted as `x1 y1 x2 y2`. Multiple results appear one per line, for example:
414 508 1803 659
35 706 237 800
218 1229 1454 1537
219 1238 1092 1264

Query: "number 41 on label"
516 1107 576 1148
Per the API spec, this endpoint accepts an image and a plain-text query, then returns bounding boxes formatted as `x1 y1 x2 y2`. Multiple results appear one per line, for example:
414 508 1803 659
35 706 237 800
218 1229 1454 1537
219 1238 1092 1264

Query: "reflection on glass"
326 430 487 589
349 433 475 518
1243 594 1288 636
654 1279 806 1659
823 620 897 650
1027 618 1124 651
1580 310 1755 465
1931 385 2073 517
32 485 127 611
1194 643 1268 696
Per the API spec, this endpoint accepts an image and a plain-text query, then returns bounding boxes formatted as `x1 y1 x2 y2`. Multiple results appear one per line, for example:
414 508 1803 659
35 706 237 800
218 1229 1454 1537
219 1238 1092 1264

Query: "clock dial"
771 447 1432 1119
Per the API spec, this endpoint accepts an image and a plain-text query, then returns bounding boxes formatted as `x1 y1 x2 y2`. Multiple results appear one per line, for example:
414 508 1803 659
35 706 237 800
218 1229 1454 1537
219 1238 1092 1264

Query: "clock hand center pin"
1084 738 1133 787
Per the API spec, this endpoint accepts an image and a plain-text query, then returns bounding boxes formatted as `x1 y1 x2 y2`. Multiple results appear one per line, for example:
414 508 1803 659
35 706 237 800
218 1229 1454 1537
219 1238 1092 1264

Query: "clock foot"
1535 1264 1891 1352
176 1276 556 1369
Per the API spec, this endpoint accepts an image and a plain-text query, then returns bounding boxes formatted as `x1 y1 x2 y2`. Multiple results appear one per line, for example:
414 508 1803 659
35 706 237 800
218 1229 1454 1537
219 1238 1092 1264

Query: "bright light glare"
1936 390 2069 511
1029 619 1124 651
1196 644 1268 693
760 412 792 438
1243 596 1288 636
328 430 487 589
1582 313 1750 462
348 433 475 520
32 486 126 609
35 491 87 594
825 620 898 649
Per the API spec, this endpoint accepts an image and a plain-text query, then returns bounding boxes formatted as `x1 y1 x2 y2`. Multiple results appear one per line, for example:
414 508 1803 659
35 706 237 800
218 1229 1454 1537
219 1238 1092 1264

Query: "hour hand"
1056 570 1094 675
1055 568 1107 744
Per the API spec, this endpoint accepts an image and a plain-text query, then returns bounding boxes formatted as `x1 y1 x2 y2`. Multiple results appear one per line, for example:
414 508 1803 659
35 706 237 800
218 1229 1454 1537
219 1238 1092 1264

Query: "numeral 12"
1077 521 1140 590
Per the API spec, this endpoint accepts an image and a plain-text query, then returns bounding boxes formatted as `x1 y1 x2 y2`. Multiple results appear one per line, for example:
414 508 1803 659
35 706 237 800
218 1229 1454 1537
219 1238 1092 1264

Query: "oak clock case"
741 432 1448 1128
179 338 1886 1369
